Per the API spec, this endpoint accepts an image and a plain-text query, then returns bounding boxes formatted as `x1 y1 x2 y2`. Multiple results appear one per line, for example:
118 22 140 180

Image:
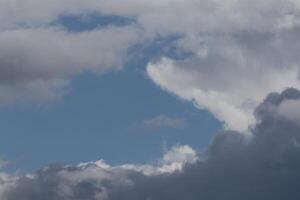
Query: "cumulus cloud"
145 12 300 131
133 0 300 131
142 115 186 129
147 56 300 131
0 88 299 199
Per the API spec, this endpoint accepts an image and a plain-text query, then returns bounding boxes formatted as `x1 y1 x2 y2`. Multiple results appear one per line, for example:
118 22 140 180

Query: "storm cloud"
0 88 299 199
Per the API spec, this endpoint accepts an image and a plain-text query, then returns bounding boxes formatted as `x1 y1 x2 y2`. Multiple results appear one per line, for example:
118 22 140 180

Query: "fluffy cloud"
144 0 300 130
0 88 299 199
147 56 300 131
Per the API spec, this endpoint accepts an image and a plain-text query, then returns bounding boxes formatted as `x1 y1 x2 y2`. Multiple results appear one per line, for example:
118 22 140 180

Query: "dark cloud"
2 88 300 200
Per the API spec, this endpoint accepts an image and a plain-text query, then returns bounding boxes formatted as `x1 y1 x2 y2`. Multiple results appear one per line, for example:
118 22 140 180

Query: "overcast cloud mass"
1 0 300 199
0 88 300 200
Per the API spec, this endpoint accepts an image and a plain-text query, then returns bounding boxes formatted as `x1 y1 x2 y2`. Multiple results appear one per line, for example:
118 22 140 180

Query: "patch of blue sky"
53 12 134 31
0 14 221 172
0 69 220 172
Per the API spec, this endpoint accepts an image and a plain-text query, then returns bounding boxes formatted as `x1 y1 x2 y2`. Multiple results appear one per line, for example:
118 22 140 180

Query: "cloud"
0 145 198 200
147 56 300 131
0 88 300 199
0 1 142 103
145 13 300 131
1 1 300 199
142 0 300 131
277 99 300 125
1 0 300 119
142 115 186 129
115 0 300 131
0 26 141 104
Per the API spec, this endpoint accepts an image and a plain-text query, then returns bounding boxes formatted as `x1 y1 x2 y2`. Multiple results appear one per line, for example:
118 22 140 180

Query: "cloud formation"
1 0 300 129
0 145 199 200
144 0 300 130
0 88 300 199
1 1 300 199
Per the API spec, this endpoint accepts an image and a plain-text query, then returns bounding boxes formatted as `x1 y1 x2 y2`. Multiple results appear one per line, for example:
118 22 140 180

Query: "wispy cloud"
142 114 186 129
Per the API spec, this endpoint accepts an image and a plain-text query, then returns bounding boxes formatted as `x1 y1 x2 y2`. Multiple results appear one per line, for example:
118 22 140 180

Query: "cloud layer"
1 0 300 129
0 88 300 199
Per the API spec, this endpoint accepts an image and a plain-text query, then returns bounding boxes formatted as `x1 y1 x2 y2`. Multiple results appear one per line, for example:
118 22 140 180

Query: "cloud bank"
0 88 300 199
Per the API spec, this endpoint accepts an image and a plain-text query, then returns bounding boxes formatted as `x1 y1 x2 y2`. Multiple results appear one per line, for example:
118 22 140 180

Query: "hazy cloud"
142 115 186 129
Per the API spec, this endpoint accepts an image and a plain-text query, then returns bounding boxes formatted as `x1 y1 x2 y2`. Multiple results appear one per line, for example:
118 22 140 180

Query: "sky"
1 0 300 199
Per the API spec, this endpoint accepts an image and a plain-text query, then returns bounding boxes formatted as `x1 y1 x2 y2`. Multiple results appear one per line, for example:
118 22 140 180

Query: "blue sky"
0 55 220 172
0 14 220 171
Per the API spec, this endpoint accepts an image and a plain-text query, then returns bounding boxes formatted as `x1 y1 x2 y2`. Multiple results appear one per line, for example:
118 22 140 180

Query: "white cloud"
147 57 300 131
120 145 198 176
142 0 300 131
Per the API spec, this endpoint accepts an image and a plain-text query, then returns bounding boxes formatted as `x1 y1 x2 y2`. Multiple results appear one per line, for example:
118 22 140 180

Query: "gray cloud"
0 26 141 104
0 88 300 199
